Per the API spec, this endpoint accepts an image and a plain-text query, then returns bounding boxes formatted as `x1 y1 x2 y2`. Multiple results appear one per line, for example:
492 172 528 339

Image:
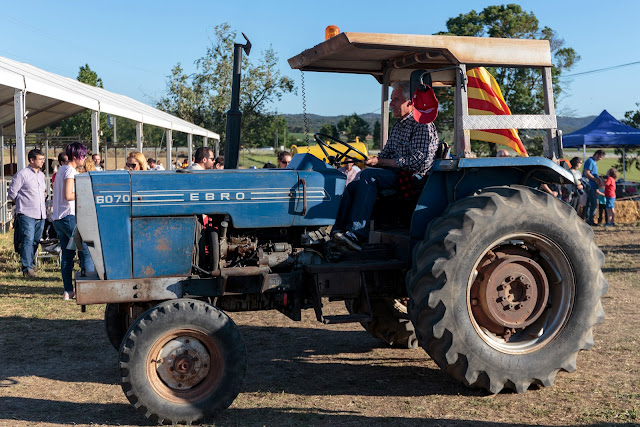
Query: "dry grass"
0 226 638 426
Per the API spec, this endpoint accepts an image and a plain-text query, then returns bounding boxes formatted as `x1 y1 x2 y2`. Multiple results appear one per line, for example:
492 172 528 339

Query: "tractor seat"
371 141 449 227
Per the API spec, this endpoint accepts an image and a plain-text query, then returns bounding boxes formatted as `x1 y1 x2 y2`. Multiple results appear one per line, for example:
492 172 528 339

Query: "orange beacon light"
325 25 340 40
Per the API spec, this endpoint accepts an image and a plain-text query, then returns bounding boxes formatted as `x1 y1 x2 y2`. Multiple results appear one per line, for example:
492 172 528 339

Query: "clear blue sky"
3 1 639 121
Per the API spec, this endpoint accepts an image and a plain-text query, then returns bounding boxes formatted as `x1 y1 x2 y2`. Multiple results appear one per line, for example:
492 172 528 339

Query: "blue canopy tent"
563 110 640 180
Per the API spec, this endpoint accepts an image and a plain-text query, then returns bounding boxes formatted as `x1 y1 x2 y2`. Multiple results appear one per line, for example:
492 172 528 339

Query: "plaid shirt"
379 111 439 175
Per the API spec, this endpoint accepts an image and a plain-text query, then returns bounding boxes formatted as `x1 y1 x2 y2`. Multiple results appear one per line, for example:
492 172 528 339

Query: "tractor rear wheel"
346 298 418 349
105 303 153 351
407 186 607 393
119 298 246 424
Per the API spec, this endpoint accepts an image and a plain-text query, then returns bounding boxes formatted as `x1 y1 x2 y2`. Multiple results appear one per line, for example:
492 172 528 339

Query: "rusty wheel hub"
471 255 549 337
155 337 211 390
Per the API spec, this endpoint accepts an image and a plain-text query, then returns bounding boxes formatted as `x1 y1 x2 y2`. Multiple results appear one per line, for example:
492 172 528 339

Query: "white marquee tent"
0 55 219 170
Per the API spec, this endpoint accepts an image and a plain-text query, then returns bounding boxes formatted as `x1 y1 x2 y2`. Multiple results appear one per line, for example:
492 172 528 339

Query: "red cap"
412 85 438 124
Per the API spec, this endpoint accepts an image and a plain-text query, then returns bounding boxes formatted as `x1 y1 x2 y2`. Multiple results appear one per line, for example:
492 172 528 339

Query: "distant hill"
281 113 598 135
282 113 380 133
557 115 597 135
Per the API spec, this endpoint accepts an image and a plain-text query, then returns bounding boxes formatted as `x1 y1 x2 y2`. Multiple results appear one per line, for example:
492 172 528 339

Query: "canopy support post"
542 67 558 161
203 137 208 148
623 147 626 181
45 139 50 199
136 122 143 152
14 89 27 171
454 64 471 158
214 138 219 158
187 134 193 167
583 144 586 162
91 110 100 154
166 130 172 171
380 66 391 149
1 127 6 232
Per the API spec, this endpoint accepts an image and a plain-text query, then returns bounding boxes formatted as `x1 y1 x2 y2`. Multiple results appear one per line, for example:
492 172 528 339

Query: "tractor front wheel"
119 298 246 424
346 298 418 349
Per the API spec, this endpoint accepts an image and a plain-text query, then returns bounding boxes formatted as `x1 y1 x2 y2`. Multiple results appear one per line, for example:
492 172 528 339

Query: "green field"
238 150 280 168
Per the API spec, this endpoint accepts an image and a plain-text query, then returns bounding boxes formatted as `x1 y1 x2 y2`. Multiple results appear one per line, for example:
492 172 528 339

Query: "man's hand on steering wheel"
365 156 398 168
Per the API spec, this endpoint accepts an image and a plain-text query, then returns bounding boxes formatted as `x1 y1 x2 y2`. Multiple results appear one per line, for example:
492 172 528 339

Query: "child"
604 168 618 226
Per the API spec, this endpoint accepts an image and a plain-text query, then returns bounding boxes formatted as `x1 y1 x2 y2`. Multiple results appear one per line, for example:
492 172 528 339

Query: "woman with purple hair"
52 142 94 300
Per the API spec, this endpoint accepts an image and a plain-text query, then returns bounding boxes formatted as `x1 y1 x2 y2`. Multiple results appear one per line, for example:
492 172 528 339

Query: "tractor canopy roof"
288 32 552 85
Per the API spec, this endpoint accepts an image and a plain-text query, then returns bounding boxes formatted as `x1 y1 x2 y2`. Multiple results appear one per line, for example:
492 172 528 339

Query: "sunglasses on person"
126 163 138 168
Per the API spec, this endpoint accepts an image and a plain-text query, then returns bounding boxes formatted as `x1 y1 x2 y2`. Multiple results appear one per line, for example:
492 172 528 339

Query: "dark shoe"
332 231 362 251
81 268 87 277
22 268 36 278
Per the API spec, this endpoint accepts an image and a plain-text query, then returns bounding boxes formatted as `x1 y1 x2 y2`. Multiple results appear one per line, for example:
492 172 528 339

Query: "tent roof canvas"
563 110 640 148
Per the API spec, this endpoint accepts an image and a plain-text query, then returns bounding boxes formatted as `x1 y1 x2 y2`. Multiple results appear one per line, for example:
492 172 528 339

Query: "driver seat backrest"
435 141 450 159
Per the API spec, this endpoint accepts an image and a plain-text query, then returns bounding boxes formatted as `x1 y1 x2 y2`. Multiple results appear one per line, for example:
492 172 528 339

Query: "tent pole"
623 147 626 181
582 144 586 163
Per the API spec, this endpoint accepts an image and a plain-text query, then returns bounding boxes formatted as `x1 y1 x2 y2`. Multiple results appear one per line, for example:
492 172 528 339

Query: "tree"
617 103 640 173
437 4 580 156
337 113 370 142
158 23 295 149
319 123 340 139
372 120 381 148
53 64 113 143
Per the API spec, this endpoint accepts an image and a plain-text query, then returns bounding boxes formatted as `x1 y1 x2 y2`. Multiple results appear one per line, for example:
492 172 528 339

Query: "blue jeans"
335 168 399 241
53 215 94 293
16 214 45 272
584 184 598 224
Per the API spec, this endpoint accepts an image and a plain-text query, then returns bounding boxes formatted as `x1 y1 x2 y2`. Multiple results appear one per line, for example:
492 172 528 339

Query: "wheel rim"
467 233 575 354
147 328 223 403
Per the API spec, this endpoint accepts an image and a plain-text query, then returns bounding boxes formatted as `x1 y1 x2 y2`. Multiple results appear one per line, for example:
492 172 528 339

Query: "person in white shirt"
338 162 361 185
8 149 47 276
147 158 165 171
92 154 103 170
52 142 94 300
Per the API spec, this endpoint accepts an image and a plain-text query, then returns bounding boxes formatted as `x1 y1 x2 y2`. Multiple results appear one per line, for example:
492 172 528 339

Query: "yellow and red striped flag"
467 67 528 157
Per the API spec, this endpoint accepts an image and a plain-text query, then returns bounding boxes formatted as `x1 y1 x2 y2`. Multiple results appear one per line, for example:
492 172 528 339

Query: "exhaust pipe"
224 33 252 169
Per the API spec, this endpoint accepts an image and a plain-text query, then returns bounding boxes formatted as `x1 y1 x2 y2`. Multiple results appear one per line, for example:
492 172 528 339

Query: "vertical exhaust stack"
224 33 251 169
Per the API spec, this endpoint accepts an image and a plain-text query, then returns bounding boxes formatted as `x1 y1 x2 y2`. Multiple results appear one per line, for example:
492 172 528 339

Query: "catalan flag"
467 67 528 157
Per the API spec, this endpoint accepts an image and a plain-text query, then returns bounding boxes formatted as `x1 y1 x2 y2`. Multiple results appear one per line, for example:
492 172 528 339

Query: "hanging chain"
299 52 310 143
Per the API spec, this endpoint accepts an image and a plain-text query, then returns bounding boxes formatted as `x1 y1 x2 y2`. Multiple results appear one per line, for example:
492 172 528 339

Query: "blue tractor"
74 32 607 424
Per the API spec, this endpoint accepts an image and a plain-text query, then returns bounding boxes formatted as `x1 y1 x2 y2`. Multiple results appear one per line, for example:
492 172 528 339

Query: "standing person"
604 168 618 226
51 153 68 186
83 156 97 173
147 158 165 171
126 151 149 171
582 149 605 225
277 151 292 168
338 162 361 185
92 153 103 170
569 157 585 212
190 147 214 170
333 81 440 249
8 149 47 277
52 142 94 300
213 156 225 169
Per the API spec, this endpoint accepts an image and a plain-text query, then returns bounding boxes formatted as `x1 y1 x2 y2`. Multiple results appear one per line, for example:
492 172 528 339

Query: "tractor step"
311 269 375 325
322 314 372 325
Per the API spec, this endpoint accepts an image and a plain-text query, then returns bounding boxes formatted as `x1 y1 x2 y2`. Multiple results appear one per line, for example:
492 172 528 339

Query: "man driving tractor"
332 81 440 250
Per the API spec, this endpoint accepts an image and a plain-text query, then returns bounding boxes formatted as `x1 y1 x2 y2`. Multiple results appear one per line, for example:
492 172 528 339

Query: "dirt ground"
0 226 638 426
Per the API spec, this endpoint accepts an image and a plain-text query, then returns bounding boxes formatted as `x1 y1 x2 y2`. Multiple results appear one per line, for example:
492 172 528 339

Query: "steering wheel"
313 133 368 167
